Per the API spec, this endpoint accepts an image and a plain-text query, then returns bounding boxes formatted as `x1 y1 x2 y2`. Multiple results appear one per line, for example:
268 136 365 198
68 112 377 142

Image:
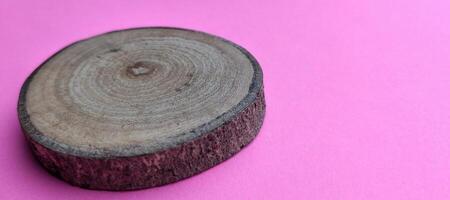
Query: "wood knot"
126 61 159 78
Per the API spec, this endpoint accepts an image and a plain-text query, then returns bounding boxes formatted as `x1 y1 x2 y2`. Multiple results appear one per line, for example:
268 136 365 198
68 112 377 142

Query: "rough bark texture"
24 89 264 190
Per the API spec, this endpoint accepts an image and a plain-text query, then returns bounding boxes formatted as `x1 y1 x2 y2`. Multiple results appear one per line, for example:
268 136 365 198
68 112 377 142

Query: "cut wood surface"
18 27 265 190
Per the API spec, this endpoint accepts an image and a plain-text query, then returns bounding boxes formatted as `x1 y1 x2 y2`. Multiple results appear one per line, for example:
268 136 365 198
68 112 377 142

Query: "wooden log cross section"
18 27 265 190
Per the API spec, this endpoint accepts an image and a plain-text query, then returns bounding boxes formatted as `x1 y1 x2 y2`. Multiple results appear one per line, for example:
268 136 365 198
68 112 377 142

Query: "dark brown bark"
24 89 264 190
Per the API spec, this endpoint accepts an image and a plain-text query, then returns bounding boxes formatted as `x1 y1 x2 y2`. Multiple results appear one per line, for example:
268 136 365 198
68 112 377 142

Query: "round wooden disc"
18 27 265 190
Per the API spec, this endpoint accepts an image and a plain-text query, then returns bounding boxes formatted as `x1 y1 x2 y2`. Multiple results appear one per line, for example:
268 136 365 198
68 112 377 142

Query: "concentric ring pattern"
25 28 254 154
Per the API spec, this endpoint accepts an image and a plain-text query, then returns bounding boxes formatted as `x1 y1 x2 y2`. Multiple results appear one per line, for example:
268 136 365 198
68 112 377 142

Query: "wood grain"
18 27 265 190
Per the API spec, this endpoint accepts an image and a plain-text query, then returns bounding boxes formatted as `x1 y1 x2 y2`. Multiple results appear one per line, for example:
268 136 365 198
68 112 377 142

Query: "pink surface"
1 0 450 199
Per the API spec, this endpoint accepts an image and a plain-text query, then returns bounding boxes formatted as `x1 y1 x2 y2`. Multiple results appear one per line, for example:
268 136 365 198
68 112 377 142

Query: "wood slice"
18 27 265 190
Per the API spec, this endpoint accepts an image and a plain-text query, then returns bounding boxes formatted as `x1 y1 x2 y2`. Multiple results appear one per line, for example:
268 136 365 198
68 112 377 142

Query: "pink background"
1 0 450 199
